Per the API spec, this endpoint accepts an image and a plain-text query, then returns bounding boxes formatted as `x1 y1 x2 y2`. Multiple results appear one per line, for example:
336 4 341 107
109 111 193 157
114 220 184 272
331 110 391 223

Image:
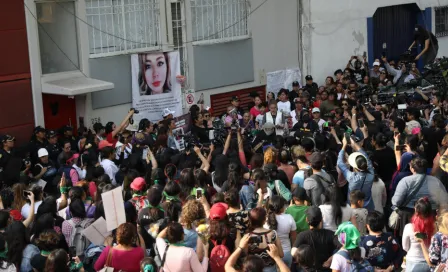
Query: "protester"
0 48 448 272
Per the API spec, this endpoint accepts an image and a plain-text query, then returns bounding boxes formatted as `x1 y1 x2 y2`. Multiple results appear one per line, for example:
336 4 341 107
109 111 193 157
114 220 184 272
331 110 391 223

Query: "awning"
42 76 114 96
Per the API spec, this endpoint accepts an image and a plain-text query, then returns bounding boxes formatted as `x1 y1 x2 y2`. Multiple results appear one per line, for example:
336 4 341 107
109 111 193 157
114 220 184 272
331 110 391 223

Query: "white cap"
312 107 320 113
373 62 380 66
348 152 368 171
162 108 175 118
38 148 48 158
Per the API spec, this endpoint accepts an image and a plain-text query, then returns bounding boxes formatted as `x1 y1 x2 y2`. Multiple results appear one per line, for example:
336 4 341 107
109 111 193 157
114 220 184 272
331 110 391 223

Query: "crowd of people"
0 52 448 272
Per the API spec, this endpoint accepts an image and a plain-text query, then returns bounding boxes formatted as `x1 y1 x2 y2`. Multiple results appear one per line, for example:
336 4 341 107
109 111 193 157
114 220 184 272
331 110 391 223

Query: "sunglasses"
342 103 348 106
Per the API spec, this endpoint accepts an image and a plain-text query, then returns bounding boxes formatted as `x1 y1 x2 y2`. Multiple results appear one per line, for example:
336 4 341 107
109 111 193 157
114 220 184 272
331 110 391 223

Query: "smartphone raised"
344 132 351 143
395 145 406 152
69 246 77 259
142 147 149 160
249 236 262 244
358 119 365 128
23 191 31 198
196 188 203 200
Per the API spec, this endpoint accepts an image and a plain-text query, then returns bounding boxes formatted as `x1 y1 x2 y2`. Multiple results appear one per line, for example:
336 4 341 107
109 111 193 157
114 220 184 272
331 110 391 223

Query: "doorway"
373 4 420 62
42 94 77 134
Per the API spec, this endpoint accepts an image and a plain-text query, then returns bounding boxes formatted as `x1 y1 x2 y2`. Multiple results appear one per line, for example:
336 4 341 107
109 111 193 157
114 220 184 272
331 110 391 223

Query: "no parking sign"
185 89 195 108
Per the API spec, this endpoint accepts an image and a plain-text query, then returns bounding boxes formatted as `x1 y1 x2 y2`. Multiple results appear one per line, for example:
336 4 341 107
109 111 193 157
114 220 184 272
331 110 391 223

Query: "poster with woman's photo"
131 51 182 122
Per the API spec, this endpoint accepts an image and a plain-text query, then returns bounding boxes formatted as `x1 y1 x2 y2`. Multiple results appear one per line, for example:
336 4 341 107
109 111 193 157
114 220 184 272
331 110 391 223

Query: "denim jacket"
337 149 375 211
21 244 39 272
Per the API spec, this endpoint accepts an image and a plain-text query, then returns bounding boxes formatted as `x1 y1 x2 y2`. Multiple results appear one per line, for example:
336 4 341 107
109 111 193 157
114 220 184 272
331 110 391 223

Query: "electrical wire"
51 0 269 47
24 2 89 77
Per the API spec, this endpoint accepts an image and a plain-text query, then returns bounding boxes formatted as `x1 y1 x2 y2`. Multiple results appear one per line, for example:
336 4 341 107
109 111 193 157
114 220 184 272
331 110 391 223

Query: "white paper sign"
82 217 111 246
34 179 47 190
102 187 126 231
266 68 302 96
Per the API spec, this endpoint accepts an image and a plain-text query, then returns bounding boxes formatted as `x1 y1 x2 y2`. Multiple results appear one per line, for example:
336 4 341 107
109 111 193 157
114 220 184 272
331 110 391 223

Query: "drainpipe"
298 0 303 79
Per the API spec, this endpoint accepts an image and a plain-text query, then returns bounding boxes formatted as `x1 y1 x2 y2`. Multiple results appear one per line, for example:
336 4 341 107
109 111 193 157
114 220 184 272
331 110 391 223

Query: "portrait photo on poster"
131 51 182 122
138 52 172 96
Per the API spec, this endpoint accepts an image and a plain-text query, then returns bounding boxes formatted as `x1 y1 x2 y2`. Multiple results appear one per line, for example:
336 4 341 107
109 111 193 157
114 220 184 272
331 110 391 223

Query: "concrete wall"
305 0 448 86
82 0 300 126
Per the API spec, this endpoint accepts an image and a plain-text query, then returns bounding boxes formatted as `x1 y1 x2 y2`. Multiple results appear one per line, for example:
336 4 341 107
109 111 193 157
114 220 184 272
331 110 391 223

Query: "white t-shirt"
319 204 353 232
402 223 426 262
371 179 386 214
264 213 297 253
100 159 119 185
330 248 367 272
277 101 291 114
21 201 42 219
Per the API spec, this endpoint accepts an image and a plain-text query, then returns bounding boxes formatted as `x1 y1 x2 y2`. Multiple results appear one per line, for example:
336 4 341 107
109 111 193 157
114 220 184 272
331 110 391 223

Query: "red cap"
130 177 146 191
66 153 80 164
209 203 228 220
10 210 23 221
98 140 113 150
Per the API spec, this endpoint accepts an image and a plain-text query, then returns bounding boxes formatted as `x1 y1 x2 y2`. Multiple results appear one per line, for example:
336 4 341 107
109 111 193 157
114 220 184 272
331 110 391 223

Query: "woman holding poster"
138 52 171 96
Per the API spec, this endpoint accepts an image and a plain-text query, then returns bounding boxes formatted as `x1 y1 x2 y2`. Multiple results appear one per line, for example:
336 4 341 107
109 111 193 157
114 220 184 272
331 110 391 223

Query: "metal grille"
171 1 187 77
191 0 248 44
86 0 161 58
435 6 448 38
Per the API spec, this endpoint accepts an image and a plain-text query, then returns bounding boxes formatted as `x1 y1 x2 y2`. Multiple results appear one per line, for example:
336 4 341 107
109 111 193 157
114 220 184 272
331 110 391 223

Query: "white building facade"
24 0 448 129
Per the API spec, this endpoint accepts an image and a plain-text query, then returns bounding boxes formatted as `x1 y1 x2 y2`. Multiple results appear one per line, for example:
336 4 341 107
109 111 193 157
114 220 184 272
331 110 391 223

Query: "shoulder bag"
389 175 426 229
98 247 114 272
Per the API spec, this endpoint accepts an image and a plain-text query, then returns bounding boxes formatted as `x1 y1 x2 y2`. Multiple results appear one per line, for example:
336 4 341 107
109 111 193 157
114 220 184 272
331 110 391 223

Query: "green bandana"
335 222 360 250
164 239 185 247
154 180 159 184
41 250 51 256
147 204 165 212
163 191 180 202
144 264 155 272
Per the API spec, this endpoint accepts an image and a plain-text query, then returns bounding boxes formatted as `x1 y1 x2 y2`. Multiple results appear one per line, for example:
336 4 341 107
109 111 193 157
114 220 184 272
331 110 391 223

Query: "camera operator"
191 112 210 143
409 25 439 65
346 55 368 83
105 109 136 147
426 94 442 125
381 56 414 86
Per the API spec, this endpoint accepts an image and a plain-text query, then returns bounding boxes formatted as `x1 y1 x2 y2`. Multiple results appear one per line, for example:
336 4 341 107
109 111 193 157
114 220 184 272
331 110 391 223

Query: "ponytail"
266 196 285 230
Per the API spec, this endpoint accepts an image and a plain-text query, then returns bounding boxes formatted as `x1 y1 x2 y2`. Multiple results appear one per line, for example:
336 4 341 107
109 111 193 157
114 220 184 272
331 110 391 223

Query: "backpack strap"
336 250 350 261
160 244 170 268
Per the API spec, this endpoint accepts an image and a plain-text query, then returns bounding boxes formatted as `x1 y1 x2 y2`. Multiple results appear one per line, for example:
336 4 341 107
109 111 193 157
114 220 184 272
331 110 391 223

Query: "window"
86 0 161 58
37 1 80 74
171 1 187 76
191 0 249 44
435 6 448 38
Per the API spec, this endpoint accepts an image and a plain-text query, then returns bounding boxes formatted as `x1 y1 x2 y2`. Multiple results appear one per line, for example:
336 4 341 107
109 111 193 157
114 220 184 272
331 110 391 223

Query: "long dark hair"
44 249 69 272
213 155 229 187
242 255 264 272
5 221 28 267
266 196 285 230
179 168 196 200
227 162 243 190
323 185 343 226
138 53 171 95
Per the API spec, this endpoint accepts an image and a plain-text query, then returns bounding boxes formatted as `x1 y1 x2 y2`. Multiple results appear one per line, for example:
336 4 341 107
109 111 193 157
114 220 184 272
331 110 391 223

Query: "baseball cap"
209 203 228 220
309 152 325 165
130 177 146 191
62 125 73 132
230 96 239 102
348 152 368 171
373 62 380 67
1 135 14 143
34 126 46 134
66 153 80 164
305 75 313 81
162 108 175 118
292 187 310 202
312 107 320 113
98 140 113 150
47 130 57 138
37 148 49 158
334 69 343 76
264 163 278 173
292 81 300 86
412 92 424 102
